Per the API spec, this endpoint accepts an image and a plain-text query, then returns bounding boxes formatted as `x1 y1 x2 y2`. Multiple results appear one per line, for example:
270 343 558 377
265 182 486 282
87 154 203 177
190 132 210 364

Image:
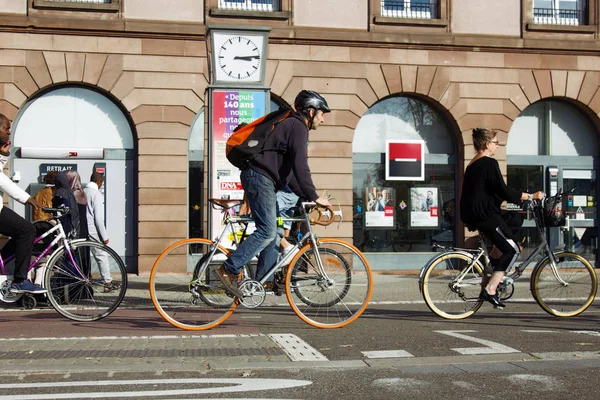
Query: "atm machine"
548 166 598 267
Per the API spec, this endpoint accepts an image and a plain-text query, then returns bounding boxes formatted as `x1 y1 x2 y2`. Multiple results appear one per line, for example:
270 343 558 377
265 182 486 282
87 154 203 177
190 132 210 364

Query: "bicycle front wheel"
285 239 373 329
149 238 237 330
421 252 484 320
531 252 597 317
45 240 127 321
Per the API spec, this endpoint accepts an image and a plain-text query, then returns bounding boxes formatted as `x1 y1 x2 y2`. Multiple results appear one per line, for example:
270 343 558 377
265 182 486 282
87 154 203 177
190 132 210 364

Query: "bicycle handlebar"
301 202 343 227
523 188 575 211
41 206 71 219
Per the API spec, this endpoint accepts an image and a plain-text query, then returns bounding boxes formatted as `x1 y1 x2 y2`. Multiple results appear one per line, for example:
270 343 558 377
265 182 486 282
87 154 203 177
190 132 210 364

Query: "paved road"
1 272 600 399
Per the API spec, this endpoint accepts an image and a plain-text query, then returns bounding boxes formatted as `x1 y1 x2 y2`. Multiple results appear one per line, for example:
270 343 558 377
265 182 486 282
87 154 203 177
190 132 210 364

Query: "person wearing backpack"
216 90 334 298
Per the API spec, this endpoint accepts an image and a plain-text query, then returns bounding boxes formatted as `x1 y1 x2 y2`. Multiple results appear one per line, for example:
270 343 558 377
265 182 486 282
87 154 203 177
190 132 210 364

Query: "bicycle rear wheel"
531 252 597 317
285 239 373 329
45 240 127 321
421 252 484 319
149 238 237 330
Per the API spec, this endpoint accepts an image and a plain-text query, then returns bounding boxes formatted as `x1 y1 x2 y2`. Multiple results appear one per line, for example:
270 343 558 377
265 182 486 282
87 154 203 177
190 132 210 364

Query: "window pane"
550 101 598 156
534 0 553 8
353 97 453 155
507 101 544 156
353 96 456 252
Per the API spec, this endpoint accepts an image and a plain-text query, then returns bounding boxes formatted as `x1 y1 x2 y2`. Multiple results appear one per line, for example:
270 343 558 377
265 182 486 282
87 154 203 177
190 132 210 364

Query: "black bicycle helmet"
294 90 331 113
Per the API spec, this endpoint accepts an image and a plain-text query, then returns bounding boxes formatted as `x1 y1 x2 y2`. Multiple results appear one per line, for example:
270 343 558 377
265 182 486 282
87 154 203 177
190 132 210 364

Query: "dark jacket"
460 156 521 231
250 114 319 201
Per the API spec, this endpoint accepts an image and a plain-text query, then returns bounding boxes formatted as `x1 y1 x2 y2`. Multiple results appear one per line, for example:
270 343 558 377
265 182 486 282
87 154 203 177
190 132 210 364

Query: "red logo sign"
430 206 438 217
220 181 243 190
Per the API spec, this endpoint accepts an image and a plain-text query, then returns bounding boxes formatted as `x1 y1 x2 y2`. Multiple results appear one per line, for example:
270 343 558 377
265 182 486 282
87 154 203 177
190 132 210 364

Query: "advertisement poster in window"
365 186 394 228
410 186 440 228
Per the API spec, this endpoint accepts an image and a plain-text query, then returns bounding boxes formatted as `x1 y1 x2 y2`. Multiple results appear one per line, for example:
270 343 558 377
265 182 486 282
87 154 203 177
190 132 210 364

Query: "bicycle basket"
542 194 566 228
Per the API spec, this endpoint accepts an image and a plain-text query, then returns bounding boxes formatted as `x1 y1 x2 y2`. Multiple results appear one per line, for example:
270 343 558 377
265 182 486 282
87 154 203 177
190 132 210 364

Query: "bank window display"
353 95 457 253
507 99 599 264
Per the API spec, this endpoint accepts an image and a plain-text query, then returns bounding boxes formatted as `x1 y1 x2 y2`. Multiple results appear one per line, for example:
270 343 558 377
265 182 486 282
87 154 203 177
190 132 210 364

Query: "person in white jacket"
0 114 45 294
83 172 120 292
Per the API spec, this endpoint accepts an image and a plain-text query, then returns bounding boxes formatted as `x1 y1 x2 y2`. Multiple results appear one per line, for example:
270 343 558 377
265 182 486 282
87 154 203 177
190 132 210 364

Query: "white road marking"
372 377 429 392
269 333 328 362
361 350 414 359
522 330 558 333
505 374 560 391
572 330 600 337
436 330 520 355
0 378 312 400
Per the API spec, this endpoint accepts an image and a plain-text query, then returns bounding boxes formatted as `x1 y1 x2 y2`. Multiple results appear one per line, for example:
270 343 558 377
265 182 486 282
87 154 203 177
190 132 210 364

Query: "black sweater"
250 114 319 201
460 156 522 230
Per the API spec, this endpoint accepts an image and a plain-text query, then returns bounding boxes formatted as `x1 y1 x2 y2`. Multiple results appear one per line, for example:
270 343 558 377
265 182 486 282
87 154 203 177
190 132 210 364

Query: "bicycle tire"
44 240 127 322
421 251 484 320
149 238 237 330
530 251 597 317
285 239 373 329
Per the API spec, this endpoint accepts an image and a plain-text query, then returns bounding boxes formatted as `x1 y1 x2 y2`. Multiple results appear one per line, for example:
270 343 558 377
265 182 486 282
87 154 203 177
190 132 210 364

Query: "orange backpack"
226 107 293 169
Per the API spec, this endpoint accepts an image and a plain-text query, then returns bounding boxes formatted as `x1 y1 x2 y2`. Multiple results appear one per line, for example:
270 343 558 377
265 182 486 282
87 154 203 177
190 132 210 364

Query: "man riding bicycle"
215 90 334 298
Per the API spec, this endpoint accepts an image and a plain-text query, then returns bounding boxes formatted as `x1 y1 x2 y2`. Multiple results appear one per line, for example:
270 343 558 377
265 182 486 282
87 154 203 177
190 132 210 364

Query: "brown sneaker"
215 265 244 298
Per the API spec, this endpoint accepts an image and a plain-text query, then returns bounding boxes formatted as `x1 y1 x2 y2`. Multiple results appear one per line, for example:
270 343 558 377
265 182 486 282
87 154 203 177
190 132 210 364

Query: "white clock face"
216 35 263 82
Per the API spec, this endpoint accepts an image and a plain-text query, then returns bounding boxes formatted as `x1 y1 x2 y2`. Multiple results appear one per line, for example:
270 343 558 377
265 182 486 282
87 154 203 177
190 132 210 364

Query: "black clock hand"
234 55 260 61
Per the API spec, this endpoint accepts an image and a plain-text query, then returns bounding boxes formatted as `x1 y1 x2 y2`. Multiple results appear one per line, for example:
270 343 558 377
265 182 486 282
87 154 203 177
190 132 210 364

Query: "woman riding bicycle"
460 128 544 309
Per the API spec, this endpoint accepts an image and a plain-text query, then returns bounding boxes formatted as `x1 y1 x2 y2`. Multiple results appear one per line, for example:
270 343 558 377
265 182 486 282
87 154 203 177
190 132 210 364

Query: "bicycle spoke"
286 239 372 328
421 252 484 319
531 252 597 317
149 239 236 330
45 241 127 322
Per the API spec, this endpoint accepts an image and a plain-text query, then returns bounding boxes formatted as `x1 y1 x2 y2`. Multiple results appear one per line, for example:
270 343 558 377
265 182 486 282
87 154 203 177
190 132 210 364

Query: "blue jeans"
224 168 278 281
276 190 299 245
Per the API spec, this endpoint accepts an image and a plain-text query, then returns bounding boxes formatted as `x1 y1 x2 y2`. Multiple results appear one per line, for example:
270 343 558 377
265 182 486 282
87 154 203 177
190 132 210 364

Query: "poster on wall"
409 186 439 228
210 90 267 238
365 186 394 228
386 140 425 181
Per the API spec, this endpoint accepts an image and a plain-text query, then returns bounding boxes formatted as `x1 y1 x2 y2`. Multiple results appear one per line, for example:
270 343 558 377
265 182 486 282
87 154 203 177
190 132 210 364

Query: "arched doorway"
12 85 137 272
507 99 599 266
353 95 458 269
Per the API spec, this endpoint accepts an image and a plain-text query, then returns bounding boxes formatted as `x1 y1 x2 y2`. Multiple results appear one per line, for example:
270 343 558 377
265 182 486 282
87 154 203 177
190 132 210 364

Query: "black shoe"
480 289 506 309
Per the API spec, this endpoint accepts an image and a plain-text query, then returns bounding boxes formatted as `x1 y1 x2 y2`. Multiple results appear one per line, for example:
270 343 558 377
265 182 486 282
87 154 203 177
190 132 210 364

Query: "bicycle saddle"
209 198 244 210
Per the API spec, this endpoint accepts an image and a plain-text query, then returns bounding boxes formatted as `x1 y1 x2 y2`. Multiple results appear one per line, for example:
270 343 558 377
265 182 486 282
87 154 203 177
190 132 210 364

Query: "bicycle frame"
0 218 86 281
201 202 334 286
420 198 569 291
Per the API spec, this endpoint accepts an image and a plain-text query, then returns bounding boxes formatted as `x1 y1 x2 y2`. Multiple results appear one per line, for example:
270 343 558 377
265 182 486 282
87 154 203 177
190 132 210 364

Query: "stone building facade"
1 0 599 273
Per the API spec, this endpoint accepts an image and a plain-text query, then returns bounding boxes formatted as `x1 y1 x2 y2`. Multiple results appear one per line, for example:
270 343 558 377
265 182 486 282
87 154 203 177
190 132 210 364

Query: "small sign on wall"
386 140 424 181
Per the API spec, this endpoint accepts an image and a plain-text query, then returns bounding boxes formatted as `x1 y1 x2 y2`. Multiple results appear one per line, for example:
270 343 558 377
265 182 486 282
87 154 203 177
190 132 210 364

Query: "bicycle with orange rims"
149 197 373 330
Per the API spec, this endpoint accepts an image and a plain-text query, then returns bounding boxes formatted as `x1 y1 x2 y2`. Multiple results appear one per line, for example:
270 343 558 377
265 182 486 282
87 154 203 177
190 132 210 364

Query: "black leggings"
476 211 523 273
0 207 36 282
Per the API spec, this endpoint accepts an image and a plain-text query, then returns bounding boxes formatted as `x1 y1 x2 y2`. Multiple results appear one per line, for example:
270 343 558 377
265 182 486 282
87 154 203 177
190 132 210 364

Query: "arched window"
507 99 599 263
353 95 457 268
12 85 136 270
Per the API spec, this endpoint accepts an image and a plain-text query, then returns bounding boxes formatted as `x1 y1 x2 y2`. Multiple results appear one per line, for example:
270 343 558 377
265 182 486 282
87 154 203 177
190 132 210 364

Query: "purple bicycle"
0 206 127 321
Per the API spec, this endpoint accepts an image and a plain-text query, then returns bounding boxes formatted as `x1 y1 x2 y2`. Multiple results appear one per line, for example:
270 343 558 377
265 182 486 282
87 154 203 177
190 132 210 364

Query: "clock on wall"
209 28 270 85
